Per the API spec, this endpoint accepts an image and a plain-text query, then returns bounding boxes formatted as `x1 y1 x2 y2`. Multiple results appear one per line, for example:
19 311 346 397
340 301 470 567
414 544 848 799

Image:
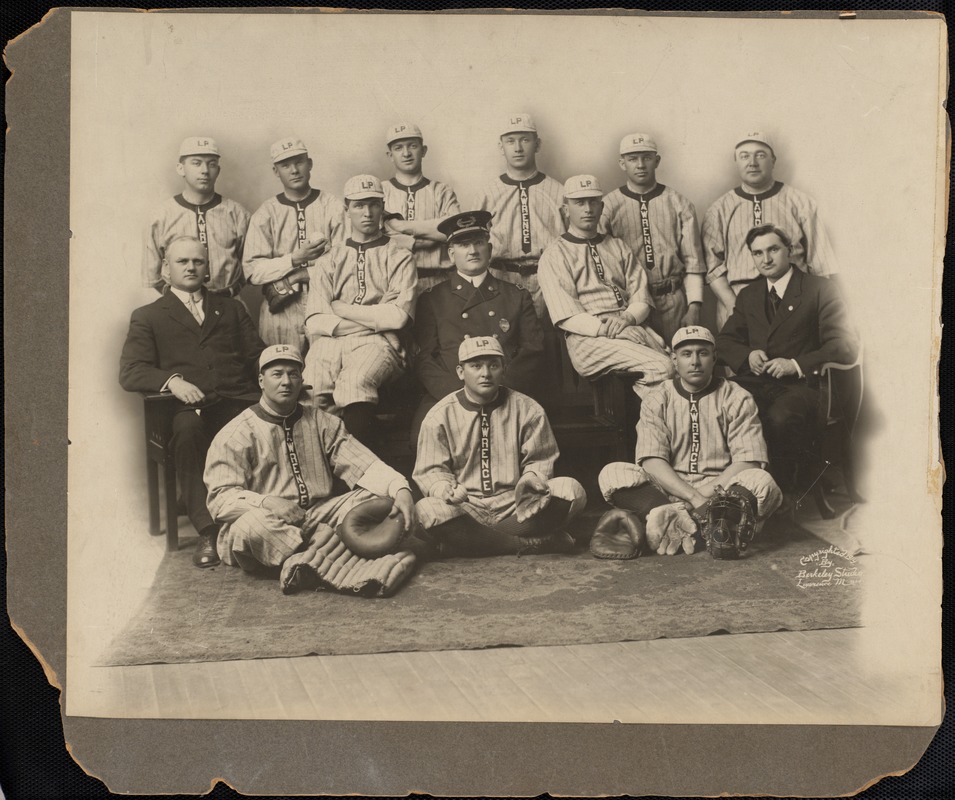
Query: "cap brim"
273 149 308 163
564 191 603 199
345 192 384 201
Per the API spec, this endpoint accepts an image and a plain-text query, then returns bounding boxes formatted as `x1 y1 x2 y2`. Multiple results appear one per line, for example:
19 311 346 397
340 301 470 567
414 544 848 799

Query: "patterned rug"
102 524 864 666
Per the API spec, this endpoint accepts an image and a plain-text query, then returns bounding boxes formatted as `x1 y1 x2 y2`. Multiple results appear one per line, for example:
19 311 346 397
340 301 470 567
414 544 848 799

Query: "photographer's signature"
794 545 862 589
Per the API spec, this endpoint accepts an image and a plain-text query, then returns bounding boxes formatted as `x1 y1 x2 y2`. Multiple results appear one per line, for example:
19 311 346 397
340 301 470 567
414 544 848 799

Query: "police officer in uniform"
412 210 545 443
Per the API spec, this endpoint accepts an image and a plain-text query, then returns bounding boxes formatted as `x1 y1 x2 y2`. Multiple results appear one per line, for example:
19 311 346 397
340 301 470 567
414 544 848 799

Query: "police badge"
499 318 510 333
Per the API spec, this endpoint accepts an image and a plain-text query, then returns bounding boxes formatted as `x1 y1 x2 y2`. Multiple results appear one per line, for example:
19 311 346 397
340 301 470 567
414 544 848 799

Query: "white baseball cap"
259 344 305 371
500 113 537 136
619 133 658 155
344 174 385 200
671 326 716 350
458 336 505 363
735 131 775 153
270 137 309 164
386 122 423 145
179 137 220 158
563 174 603 199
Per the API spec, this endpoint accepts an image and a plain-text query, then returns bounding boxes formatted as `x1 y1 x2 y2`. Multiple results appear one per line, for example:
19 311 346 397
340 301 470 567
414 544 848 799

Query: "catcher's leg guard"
590 508 646 560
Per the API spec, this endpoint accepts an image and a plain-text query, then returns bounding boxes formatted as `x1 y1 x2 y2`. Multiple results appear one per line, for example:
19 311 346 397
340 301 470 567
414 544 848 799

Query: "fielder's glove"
646 503 700 555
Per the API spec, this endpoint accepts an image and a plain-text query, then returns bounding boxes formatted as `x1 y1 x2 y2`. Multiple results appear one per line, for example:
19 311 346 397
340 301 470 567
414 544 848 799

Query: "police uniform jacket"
414 273 544 401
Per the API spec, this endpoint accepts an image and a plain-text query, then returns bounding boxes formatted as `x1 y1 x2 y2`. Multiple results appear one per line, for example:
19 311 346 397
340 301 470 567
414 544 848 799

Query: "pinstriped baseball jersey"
305 236 417 322
205 402 402 524
701 182 838 285
635 377 768 476
599 184 705 283
538 232 653 325
414 387 559 499
243 188 345 286
205 402 408 569
143 194 250 291
382 177 460 273
473 173 565 260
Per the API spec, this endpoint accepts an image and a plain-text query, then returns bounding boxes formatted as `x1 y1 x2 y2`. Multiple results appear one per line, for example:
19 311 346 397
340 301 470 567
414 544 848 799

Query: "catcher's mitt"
337 497 407 559
590 508 646 560
694 484 759 560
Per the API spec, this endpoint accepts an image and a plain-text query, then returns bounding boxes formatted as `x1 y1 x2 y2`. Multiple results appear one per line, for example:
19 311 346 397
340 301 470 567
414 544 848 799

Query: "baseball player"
381 122 461 291
243 137 345 353
412 210 545 440
143 136 250 297
538 175 674 398
411 336 586 558
472 113 565 317
594 325 782 558
600 133 706 344
204 344 417 595
702 131 839 327
303 175 417 449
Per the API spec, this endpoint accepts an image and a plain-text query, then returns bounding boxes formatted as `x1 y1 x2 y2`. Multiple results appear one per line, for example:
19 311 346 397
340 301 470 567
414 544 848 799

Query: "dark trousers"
170 398 252 534
731 375 819 491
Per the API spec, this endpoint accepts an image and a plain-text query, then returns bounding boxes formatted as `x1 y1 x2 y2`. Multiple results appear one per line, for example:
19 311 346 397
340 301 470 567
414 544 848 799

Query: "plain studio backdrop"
67 11 944 722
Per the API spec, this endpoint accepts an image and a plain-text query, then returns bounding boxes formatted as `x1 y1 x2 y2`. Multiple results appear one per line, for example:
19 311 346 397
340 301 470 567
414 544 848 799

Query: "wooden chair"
805 345 866 518
141 392 183 552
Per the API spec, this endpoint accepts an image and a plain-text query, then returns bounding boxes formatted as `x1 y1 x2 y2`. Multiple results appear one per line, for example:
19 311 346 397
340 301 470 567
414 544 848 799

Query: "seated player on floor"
594 326 782 559
204 344 418 597
410 336 586 558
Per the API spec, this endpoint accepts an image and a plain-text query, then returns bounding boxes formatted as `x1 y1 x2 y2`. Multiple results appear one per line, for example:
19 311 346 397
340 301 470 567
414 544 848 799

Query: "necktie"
188 294 204 325
769 287 781 319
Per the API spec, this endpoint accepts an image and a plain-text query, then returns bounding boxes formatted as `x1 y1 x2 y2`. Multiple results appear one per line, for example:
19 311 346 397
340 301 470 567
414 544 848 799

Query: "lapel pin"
788 305 793 311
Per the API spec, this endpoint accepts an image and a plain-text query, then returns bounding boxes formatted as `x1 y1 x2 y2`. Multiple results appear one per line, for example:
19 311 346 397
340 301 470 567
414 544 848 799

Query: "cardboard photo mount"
4 7 946 795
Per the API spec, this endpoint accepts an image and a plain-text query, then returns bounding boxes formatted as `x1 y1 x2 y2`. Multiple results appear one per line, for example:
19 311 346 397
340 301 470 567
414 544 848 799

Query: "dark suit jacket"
119 290 264 398
716 269 857 377
414 273 544 400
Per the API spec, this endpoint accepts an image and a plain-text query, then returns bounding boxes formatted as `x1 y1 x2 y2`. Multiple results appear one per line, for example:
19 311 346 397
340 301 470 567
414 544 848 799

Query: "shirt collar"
455 386 509 412
455 270 489 288
252 400 304 426
169 286 204 306
767 267 795 296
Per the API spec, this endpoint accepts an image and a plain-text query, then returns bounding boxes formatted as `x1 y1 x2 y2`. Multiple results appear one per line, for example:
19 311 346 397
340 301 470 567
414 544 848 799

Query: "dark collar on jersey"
499 172 547 187
455 386 510 413
561 232 605 245
346 235 390 251
251 402 304 427
672 376 723 401
276 187 320 208
734 181 784 201
174 193 222 211
620 184 666 202
389 176 431 192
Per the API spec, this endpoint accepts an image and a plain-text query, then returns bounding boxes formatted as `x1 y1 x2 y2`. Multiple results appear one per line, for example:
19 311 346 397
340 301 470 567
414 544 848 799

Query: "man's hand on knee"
167 376 206 405
263 496 306 526
514 472 551 523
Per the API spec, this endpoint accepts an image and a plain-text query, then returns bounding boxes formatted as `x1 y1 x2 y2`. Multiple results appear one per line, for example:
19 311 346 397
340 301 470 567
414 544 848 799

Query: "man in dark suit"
412 210 545 441
716 224 856 492
120 236 264 567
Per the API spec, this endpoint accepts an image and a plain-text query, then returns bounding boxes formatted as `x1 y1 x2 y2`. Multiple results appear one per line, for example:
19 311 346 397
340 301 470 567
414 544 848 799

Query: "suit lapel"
161 292 202 334
201 291 223 340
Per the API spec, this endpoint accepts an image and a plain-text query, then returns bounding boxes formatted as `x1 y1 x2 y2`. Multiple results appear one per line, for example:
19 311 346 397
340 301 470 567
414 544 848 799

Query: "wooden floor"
68 492 922 726
72 627 912 724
